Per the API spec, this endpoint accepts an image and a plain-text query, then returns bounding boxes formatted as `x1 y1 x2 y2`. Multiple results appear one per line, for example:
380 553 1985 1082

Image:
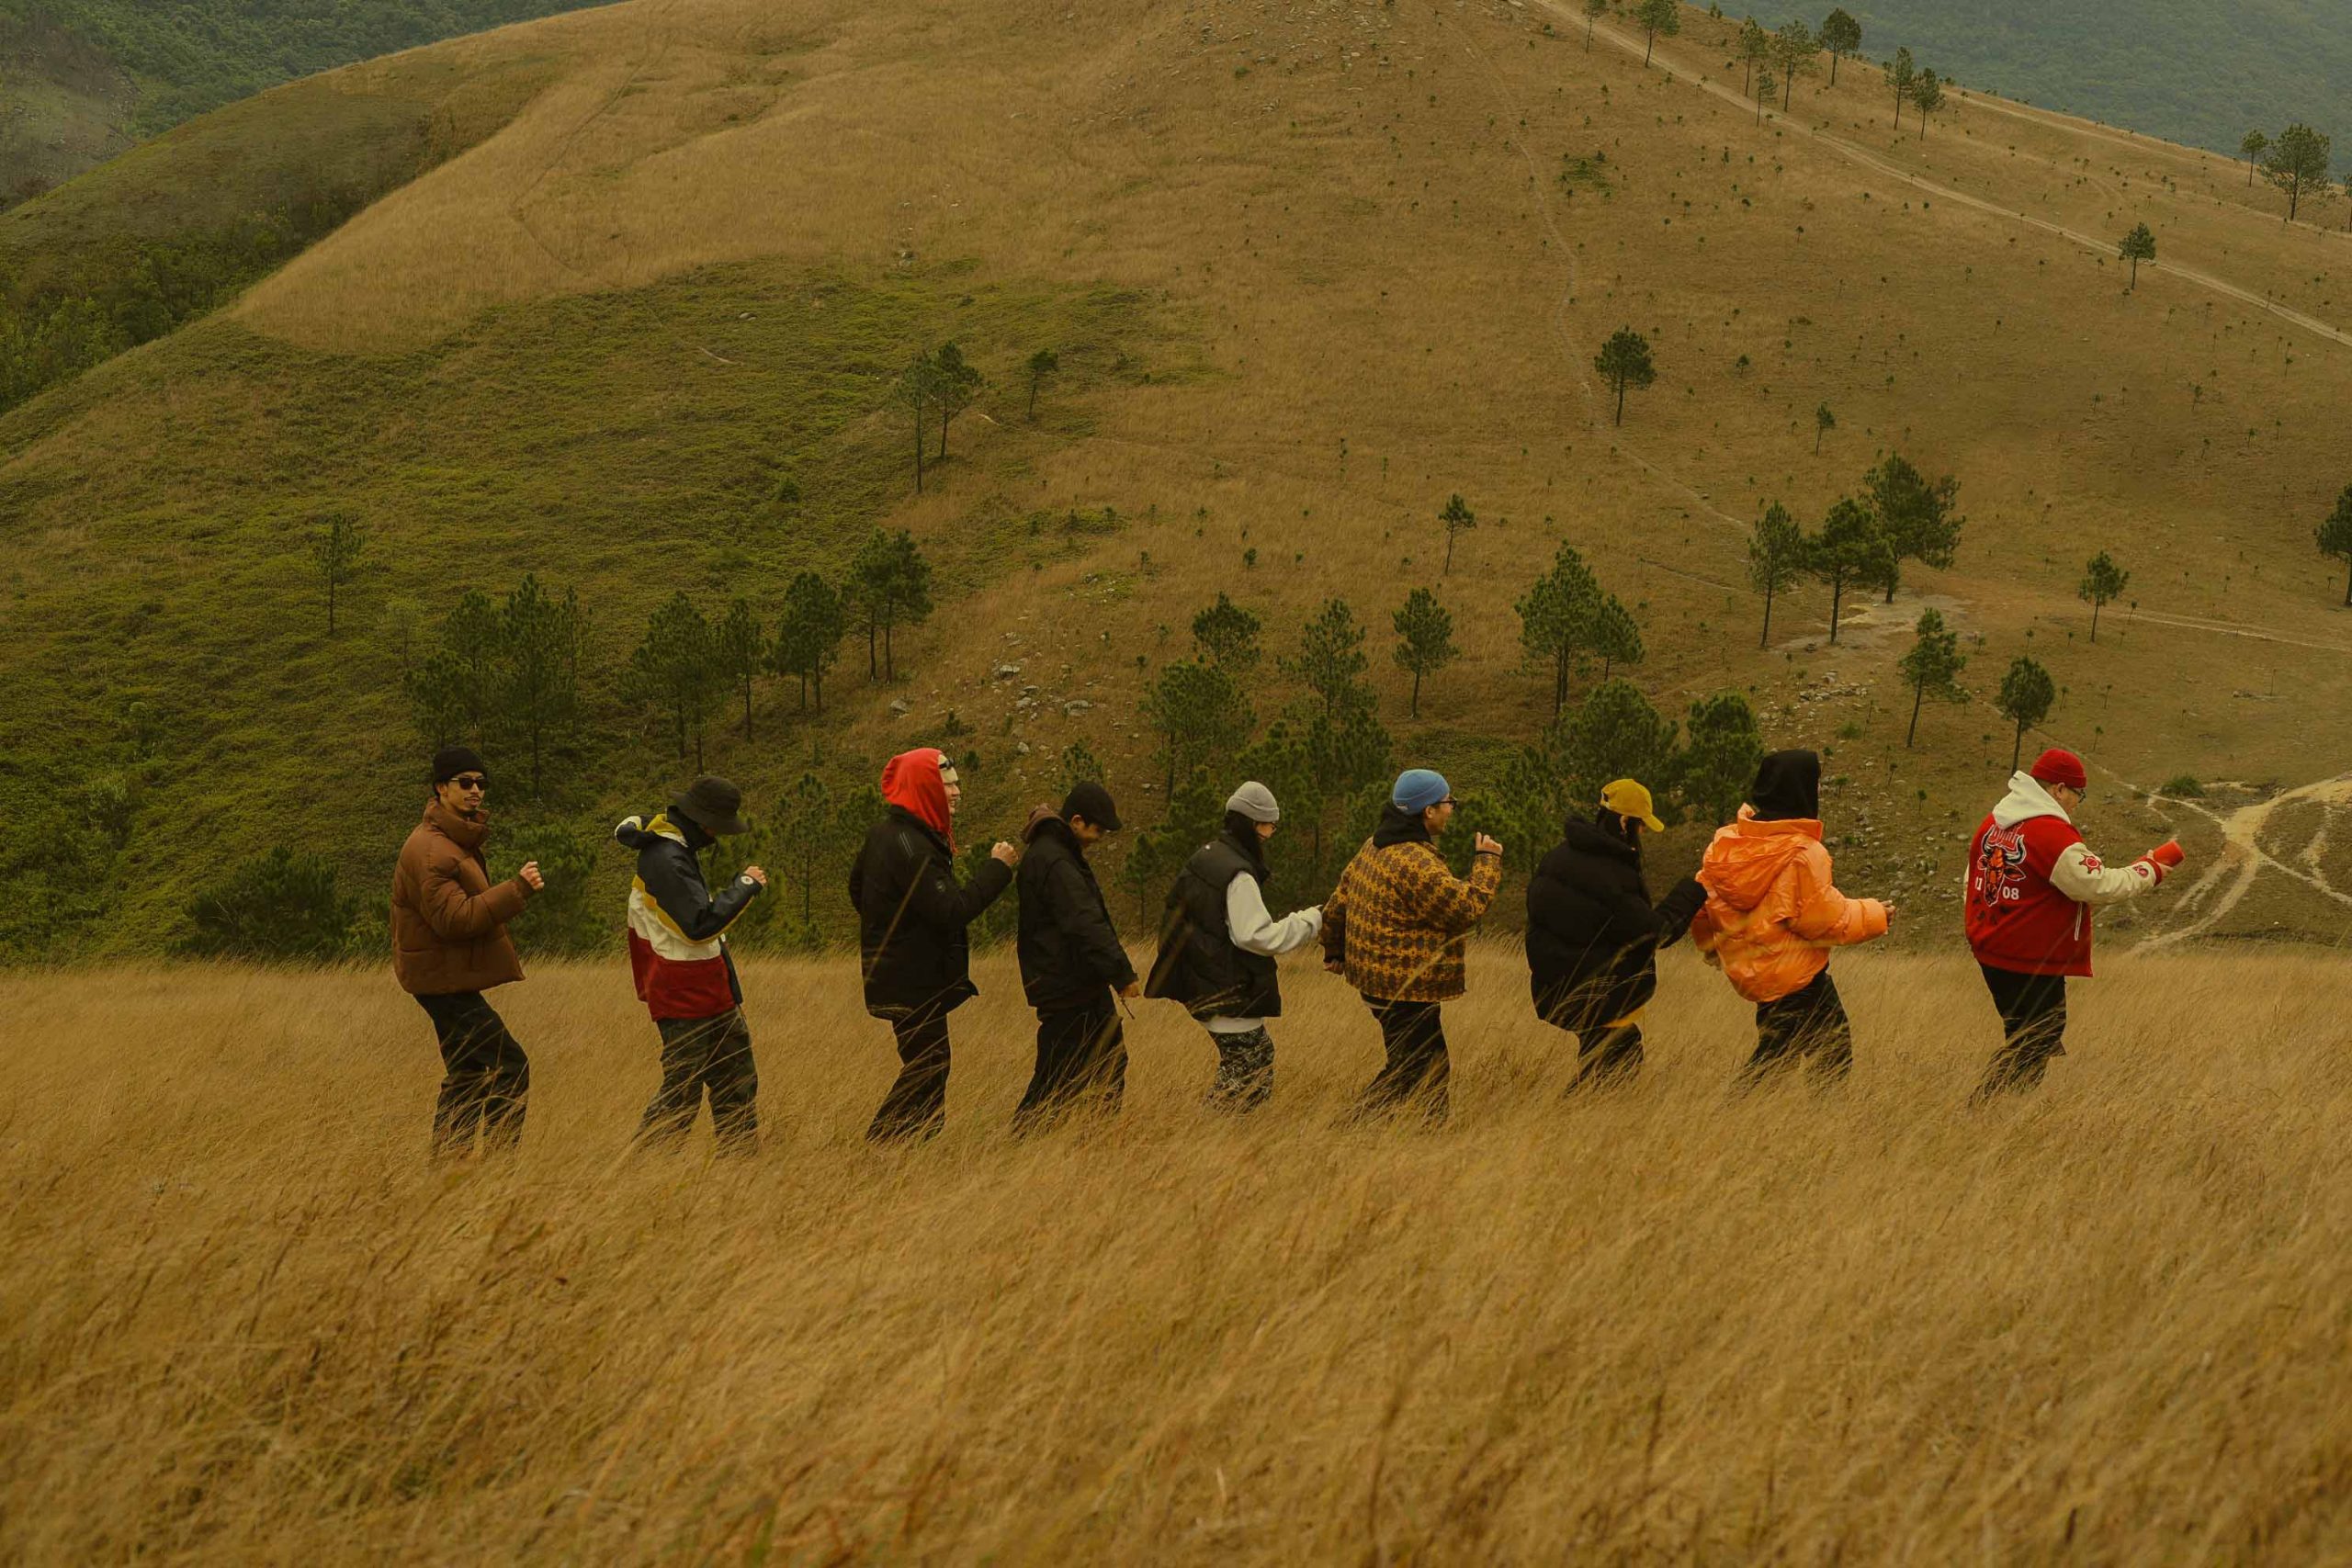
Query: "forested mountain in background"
1782 0 2352 157
0 0 603 197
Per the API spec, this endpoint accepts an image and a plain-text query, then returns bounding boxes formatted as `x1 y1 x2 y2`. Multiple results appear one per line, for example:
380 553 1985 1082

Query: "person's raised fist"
1474 832 1503 858
991 840 1020 866
518 861 545 892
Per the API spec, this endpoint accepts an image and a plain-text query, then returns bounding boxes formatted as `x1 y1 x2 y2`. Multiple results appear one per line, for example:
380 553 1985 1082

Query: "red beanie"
2029 748 2087 792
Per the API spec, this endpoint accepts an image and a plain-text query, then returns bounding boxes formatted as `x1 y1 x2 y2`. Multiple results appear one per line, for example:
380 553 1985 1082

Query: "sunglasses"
449 774 488 791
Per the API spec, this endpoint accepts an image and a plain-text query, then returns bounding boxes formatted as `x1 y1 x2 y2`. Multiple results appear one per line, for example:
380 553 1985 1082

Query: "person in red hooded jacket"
849 749 1019 1141
1965 748 2185 1098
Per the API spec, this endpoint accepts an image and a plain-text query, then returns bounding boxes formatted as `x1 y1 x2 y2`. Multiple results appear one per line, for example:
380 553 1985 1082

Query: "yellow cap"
1600 779 1667 834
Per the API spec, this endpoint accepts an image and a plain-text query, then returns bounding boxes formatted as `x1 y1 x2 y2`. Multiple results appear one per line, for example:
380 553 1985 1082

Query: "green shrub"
178 845 356 961
2161 774 2205 798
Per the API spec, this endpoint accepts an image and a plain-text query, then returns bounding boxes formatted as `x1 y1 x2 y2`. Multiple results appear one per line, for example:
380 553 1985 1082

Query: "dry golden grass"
6 950 2349 1562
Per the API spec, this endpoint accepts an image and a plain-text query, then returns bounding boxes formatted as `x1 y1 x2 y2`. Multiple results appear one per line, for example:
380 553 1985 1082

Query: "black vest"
1146 835 1281 1020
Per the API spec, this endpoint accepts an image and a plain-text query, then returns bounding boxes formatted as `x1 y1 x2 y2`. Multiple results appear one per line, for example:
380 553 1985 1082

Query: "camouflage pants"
1205 1026 1275 1111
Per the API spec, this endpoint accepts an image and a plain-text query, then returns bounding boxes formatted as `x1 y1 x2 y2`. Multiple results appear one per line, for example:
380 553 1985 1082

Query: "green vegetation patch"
0 261 1166 957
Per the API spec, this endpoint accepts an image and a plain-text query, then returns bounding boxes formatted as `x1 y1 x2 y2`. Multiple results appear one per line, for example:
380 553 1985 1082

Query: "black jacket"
616 811 761 1016
1145 830 1279 1021
1525 815 1704 1031
849 806 1013 1020
1016 809 1136 1015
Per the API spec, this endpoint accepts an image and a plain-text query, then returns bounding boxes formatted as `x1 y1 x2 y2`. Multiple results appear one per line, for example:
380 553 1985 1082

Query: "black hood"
1749 750 1822 821
1373 802 1432 848
1561 813 1641 864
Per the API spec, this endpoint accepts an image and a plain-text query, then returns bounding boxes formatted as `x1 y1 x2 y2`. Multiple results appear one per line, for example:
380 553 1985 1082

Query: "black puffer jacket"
1525 814 1704 1031
1015 808 1136 1014
849 807 1013 1020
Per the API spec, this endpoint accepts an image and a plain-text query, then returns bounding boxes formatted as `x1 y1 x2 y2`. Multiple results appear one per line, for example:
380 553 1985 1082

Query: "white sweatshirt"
1208 876 1323 1035
1981 772 2165 906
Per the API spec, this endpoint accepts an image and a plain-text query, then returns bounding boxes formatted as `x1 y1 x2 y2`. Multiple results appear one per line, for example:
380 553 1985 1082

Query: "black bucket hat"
672 774 751 837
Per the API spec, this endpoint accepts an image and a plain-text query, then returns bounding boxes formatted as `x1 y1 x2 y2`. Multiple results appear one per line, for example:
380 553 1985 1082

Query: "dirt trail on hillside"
1537 5 2352 357
2129 774 2352 951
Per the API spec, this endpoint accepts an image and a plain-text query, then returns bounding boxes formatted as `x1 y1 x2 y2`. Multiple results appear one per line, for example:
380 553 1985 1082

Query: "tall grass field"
4 949 2346 1562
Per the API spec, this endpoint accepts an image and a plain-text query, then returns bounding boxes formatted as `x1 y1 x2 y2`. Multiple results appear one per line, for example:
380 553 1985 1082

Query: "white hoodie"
1983 772 2163 906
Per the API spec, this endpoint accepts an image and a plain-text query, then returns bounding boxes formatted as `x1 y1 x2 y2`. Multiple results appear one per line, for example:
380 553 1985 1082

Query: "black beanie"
432 746 489 784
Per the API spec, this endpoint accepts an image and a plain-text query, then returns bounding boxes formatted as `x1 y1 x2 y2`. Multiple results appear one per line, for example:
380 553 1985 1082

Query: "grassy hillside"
6 953 2351 1559
0 0 609 196
1770 0 2352 162
4 0 2352 961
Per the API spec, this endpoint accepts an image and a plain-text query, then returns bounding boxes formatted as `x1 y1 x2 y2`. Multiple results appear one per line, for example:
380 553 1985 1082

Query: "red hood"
880 748 955 850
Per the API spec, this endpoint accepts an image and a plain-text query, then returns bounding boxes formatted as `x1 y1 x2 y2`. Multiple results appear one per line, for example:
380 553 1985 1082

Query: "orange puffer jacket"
1688 808 1888 1003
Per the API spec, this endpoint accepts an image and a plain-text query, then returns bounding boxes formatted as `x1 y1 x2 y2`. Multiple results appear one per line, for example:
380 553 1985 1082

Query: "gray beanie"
1226 781 1280 824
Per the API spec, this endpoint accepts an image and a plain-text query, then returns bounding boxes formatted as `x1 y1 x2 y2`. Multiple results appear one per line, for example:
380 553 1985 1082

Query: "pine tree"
1909 68 1943 135
1897 608 1966 747
1678 693 1764 826
1391 587 1457 718
713 597 768 741
2077 552 2130 640
1594 327 1657 425
1817 6 1860 85
773 571 845 711
444 589 505 743
310 512 365 636
629 592 719 767
1863 453 1963 603
1806 497 1887 644
1439 493 1477 574
1285 598 1373 718
1772 19 1815 108
1634 0 1678 64
933 341 982 459
898 350 942 492
2240 130 2268 186
1888 46 1915 129
1140 661 1256 802
1584 0 1609 50
1562 680 1679 809
2118 223 2156 288
773 771 835 935
1995 656 2056 770
1591 593 1645 680
1516 543 1602 717
2264 123 2333 223
849 529 935 682
1191 592 1262 671
1737 16 1769 96
1815 400 1836 454
500 574 586 800
1747 502 1805 648
2319 484 2352 605
1025 347 1058 419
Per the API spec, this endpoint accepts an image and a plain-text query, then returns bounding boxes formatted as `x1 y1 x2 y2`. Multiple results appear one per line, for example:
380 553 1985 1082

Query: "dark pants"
1562 1022 1645 1093
1355 998 1450 1124
1204 1025 1276 1111
415 991 529 1159
1739 969 1853 1087
1974 964 2069 1099
636 1008 759 1154
1014 992 1126 1132
868 1010 954 1143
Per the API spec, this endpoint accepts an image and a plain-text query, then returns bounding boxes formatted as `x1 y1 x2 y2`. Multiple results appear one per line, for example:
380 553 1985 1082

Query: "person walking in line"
850 749 1019 1142
1965 748 2184 1099
1526 779 1707 1092
1144 782 1323 1111
1012 780 1138 1132
1688 750 1892 1087
390 747 543 1161
1319 769 1503 1125
616 776 769 1155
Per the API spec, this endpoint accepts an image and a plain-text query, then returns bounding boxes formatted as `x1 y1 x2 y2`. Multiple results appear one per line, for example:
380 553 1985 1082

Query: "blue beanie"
1391 768 1451 814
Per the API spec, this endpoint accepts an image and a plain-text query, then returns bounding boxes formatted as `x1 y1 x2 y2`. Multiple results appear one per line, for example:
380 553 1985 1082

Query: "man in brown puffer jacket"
390 747 544 1159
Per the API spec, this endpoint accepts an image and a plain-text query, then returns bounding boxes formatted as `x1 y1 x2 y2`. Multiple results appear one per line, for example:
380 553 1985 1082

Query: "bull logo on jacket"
1974 825 2028 910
